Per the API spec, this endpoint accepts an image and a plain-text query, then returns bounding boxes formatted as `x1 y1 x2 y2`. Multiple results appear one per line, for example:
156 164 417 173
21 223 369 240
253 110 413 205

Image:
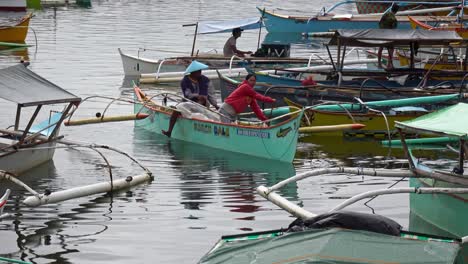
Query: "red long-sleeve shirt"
224 80 275 121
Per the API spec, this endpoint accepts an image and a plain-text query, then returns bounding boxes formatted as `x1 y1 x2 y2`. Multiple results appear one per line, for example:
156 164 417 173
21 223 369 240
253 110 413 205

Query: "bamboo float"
23 173 153 207
299 123 365 133
381 136 458 146
64 113 149 126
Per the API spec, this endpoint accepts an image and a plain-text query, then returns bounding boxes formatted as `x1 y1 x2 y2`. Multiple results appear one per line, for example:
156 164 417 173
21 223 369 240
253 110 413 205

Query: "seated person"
162 60 219 137
223 27 253 57
218 74 276 124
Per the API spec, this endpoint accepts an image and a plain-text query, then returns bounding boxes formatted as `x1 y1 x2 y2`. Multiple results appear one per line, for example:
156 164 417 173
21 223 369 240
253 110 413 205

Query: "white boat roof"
196 17 262 35
0 64 81 107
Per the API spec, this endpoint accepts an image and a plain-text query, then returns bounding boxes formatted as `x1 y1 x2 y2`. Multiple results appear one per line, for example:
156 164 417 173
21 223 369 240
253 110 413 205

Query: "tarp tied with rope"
0 64 81 107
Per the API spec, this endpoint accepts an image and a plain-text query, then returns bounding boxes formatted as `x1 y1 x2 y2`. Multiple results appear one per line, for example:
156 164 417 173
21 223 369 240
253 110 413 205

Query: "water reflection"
132 128 299 214
0 46 29 64
0 162 118 263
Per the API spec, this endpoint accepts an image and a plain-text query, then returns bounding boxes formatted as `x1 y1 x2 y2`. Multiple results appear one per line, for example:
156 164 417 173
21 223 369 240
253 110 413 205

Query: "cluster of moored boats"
1 0 468 263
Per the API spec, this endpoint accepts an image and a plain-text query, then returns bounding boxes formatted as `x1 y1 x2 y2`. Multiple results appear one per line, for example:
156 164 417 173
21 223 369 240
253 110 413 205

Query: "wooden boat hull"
200 227 463 264
0 13 32 43
134 88 303 163
356 0 458 15
410 177 468 238
119 49 311 76
0 0 26 11
0 141 56 174
310 110 418 135
409 15 468 39
260 9 415 33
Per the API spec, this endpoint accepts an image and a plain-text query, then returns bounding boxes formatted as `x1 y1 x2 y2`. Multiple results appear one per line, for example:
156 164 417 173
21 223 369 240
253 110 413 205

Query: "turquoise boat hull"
409 177 468 238
134 89 303 163
260 8 412 33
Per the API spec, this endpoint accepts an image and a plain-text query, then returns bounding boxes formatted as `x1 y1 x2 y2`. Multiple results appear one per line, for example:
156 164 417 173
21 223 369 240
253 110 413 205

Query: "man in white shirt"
223 27 253 57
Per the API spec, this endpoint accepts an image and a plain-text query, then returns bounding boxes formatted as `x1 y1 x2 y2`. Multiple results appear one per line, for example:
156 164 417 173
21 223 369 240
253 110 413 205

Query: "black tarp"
287 211 402 236
0 64 81 107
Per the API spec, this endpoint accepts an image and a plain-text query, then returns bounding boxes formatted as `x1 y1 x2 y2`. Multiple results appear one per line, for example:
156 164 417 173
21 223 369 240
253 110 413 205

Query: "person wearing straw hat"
223 27 253 57
162 60 218 137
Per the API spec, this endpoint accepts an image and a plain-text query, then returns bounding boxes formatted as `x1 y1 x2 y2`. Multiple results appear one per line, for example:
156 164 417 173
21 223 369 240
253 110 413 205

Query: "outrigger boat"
224 29 468 107
120 17 323 77
0 64 80 174
408 15 468 38
395 103 468 237
258 7 466 33
201 159 468 263
0 64 153 208
0 12 33 43
199 105 468 263
133 85 304 163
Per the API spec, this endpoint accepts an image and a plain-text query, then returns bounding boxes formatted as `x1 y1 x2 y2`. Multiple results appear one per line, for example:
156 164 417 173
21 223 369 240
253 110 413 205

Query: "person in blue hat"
180 60 218 108
162 60 219 137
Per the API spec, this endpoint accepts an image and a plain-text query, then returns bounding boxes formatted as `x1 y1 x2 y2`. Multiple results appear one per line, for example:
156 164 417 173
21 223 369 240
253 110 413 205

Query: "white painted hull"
0 0 26 11
0 141 56 175
118 48 186 76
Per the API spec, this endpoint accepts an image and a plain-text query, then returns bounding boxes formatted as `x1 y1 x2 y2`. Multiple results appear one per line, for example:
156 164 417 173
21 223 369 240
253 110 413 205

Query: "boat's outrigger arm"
0 140 153 207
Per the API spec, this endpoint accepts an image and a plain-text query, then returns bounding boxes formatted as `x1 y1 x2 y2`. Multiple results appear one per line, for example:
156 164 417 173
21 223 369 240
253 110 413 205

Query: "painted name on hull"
236 128 270 138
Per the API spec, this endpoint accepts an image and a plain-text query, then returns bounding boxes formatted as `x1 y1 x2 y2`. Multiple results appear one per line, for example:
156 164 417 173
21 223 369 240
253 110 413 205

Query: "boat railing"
358 78 400 98
229 55 246 75
256 167 468 220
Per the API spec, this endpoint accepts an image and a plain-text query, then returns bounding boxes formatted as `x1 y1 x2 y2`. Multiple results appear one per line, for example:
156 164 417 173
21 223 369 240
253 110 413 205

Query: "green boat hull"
410 177 468 238
200 228 463 264
134 103 302 163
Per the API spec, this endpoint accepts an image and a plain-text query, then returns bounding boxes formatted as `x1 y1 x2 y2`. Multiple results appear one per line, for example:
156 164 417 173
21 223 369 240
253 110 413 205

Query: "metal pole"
14 105 21 131
191 23 198 57
257 9 266 50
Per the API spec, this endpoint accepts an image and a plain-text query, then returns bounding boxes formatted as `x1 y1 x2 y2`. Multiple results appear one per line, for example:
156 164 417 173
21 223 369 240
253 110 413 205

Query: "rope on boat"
0 171 39 197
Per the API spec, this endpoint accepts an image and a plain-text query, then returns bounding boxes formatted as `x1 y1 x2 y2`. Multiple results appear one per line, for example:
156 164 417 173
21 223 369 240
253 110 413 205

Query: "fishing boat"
0 0 27 11
200 103 468 263
0 12 33 43
0 64 153 209
201 171 468 263
0 64 80 174
258 7 465 33
120 17 325 77
133 85 304 163
306 93 467 136
355 0 461 14
395 103 468 238
218 69 466 110
408 15 468 38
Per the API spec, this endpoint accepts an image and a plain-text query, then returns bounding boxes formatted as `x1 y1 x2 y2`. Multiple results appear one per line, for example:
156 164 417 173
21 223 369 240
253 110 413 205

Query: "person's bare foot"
162 130 171 138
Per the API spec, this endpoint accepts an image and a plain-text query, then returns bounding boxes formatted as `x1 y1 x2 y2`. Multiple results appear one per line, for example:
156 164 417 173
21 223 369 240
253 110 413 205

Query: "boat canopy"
196 17 262 35
328 29 464 47
0 64 81 107
395 103 468 138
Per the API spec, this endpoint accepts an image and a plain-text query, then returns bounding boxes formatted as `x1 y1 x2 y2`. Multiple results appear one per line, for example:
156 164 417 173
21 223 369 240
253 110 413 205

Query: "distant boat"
408 15 468 38
355 0 461 15
259 7 463 33
0 12 33 43
0 0 27 11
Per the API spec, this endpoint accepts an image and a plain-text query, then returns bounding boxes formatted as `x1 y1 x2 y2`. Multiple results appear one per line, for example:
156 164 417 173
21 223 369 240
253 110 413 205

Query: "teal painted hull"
260 8 412 33
134 93 302 163
410 177 468 238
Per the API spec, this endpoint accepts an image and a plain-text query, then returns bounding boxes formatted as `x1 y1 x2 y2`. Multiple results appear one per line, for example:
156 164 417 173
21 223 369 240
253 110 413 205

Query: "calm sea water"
0 1 414 263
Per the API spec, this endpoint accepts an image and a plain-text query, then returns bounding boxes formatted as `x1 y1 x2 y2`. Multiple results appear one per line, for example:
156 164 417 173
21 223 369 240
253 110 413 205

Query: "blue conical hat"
184 60 209 75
